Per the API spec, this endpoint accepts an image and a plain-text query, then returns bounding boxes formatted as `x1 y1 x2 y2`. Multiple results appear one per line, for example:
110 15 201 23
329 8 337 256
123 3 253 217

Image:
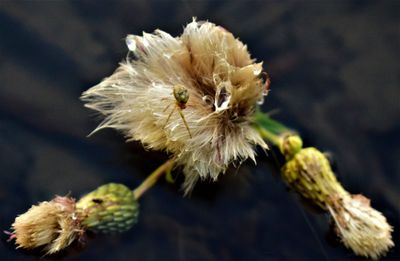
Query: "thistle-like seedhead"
328 194 393 260
280 144 394 259
82 19 268 193
9 196 80 255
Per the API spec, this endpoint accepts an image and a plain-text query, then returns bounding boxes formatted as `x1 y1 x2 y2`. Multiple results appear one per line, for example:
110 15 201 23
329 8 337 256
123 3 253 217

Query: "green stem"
255 126 282 146
253 109 289 135
133 159 175 199
253 109 292 146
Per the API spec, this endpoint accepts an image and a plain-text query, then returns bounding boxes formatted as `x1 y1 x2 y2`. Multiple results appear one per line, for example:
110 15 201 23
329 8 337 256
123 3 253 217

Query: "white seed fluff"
82 19 268 193
328 194 394 260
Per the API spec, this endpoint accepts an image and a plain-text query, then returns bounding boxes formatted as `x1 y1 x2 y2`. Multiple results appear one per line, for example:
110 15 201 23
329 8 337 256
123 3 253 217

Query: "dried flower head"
327 194 394 260
9 196 81 255
82 19 268 193
279 135 393 259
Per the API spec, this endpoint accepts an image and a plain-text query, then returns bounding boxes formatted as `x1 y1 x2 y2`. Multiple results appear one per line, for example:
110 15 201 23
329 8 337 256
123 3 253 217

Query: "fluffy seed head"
82 19 268 193
10 196 80 255
327 194 394 260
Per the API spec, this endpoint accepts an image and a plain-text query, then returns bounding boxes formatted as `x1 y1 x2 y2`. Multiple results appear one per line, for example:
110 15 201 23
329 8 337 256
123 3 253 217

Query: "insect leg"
177 108 192 139
164 105 176 129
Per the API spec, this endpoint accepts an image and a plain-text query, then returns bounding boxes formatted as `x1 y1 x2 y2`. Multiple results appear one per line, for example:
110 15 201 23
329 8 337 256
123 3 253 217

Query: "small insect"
92 198 103 204
164 84 192 138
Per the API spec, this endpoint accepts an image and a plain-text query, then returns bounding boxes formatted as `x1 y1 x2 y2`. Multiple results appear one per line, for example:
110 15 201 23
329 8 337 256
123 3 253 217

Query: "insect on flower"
164 84 192 139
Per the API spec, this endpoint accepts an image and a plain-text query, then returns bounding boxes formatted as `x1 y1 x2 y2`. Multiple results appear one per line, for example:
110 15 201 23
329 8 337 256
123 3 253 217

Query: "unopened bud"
278 134 302 160
281 147 346 209
76 183 139 233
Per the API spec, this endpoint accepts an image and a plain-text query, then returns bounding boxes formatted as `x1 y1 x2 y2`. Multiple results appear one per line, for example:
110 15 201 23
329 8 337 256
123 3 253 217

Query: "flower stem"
253 110 291 146
133 159 175 200
255 126 282 146
253 109 289 134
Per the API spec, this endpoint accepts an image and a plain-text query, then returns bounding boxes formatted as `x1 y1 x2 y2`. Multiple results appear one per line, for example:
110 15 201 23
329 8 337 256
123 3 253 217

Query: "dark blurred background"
0 1 399 260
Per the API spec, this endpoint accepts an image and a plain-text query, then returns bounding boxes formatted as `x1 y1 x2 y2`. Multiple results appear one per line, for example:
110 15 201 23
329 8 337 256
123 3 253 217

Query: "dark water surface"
0 1 399 260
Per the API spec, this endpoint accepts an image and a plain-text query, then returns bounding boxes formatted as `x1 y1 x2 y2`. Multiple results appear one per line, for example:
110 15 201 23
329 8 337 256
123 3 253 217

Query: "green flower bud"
278 134 303 160
76 183 139 233
281 147 347 209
